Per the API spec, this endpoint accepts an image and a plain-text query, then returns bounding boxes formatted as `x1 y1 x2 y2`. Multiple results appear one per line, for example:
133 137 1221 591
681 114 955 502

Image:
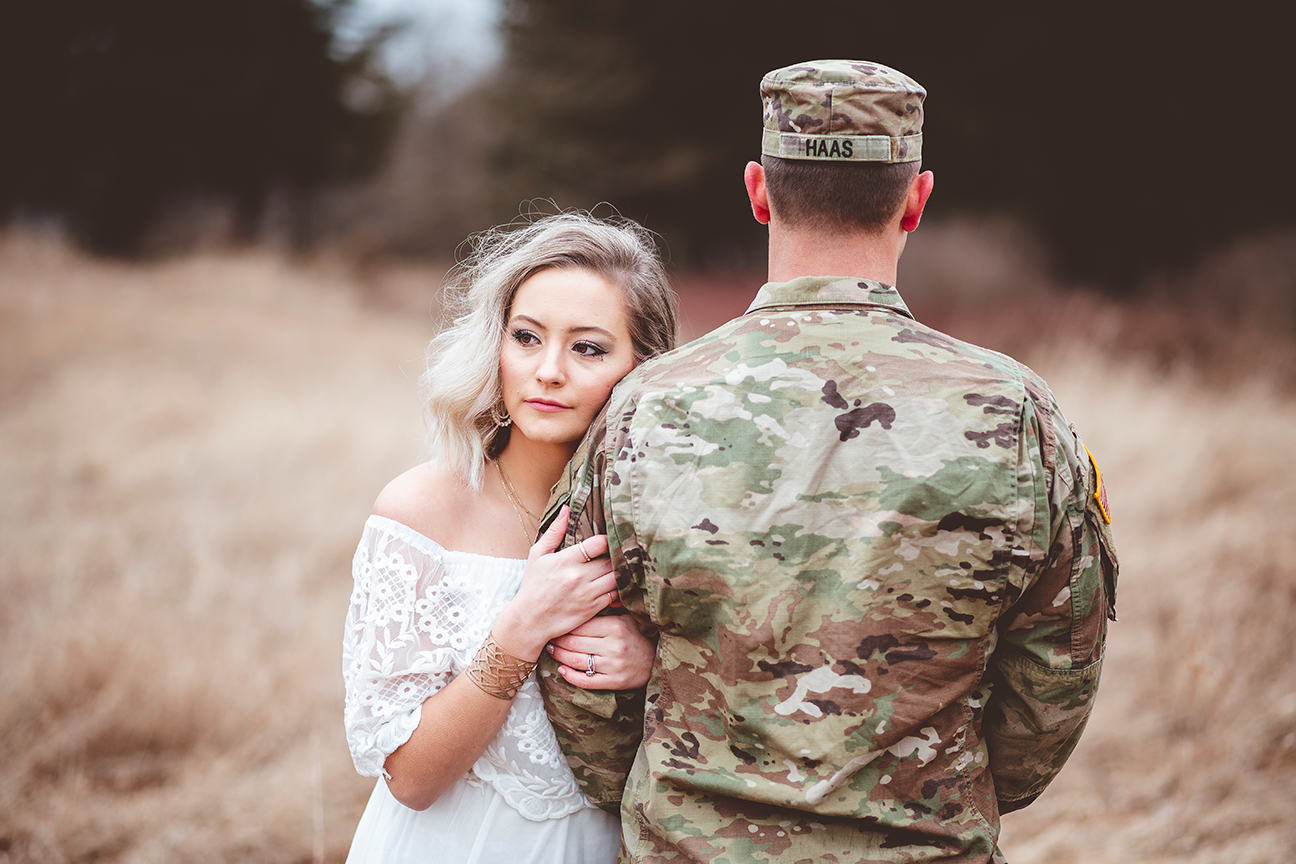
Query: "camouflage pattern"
540 276 1118 863
761 60 925 163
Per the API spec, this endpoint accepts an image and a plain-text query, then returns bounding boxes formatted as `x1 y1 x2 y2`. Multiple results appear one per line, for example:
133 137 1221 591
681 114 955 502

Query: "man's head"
753 60 929 234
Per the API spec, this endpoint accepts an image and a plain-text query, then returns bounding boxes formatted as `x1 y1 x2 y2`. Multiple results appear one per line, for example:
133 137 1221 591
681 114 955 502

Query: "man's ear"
744 161 771 225
900 169 934 233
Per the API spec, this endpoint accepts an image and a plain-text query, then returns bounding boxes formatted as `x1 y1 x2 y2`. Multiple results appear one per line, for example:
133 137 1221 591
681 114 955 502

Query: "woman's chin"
508 423 586 453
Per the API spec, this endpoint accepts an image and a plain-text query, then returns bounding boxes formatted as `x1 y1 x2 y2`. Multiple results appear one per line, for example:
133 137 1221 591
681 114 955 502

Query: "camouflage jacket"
539 276 1118 863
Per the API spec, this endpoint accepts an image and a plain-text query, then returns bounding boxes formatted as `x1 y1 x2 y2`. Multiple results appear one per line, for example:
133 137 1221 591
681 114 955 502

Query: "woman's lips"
525 398 569 413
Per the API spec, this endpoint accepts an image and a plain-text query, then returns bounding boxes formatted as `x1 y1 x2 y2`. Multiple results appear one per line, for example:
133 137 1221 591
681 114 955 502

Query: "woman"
343 212 678 863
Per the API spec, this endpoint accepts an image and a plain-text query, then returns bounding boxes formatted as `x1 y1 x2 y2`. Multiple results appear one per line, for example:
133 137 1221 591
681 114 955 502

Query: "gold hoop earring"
490 402 512 428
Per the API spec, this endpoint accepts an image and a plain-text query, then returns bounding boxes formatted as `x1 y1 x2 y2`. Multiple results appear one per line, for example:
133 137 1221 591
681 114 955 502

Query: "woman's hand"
548 613 656 690
491 507 618 662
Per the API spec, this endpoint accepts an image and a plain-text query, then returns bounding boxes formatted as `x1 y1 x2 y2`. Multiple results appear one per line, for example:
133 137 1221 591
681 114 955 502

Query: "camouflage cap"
761 59 925 163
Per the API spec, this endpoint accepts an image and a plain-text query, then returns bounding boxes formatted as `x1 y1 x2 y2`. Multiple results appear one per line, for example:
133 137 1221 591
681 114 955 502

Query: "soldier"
538 59 1119 863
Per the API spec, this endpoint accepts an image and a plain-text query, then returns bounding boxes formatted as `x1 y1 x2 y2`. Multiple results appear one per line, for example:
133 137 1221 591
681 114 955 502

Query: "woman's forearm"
381 516 619 810
381 597 557 811
382 669 514 811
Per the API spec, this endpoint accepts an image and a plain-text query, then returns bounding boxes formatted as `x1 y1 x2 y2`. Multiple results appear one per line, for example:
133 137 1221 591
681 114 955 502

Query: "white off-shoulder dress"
342 515 620 864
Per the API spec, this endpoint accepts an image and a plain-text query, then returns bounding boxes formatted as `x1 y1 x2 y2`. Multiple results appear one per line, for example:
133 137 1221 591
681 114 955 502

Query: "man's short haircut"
762 155 918 233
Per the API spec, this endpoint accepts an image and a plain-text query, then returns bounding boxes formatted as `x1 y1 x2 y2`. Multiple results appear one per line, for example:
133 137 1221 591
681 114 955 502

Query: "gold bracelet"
465 633 537 700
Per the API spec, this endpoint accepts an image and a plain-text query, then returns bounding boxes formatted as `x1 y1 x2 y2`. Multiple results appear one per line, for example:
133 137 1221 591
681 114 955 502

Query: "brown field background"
2 226 1294 863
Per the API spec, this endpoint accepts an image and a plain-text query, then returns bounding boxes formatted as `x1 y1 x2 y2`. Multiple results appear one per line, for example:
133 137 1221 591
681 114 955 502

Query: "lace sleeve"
342 517 461 778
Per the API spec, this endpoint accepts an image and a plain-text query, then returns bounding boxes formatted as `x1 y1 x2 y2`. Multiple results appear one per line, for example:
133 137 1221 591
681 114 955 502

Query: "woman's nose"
535 345 565 383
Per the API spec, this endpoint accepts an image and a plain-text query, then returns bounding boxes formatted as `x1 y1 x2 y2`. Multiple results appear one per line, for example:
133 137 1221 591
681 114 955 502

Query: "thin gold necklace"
495 459 538 545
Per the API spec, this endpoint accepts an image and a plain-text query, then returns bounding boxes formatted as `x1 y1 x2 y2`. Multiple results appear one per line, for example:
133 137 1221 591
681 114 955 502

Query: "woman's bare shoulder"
372 462 475 546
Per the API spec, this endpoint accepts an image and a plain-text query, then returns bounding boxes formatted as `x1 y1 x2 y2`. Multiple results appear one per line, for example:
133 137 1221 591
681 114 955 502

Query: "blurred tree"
488 0 1294 288
0 0 400 254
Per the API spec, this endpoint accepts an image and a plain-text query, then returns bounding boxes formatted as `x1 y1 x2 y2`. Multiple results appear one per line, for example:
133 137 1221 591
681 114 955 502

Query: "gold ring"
578 540 592 563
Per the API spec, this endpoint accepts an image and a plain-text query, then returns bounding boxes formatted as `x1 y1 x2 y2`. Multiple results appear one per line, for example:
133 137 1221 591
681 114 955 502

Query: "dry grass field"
1 228 1294 863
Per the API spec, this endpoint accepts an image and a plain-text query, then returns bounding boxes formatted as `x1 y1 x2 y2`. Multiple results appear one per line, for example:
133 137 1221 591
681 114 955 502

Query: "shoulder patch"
1084 445 1112 524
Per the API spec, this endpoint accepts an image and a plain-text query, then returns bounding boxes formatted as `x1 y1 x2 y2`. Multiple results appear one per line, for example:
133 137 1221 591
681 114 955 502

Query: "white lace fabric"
343 515 591 822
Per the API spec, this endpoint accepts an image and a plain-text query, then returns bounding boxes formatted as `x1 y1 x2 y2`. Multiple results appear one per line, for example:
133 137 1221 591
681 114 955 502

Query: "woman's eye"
573 341 608 358
512 329 540 346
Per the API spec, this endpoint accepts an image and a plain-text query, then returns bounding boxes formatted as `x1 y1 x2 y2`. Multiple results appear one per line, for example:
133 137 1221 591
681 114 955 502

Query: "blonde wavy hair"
420 211 678 490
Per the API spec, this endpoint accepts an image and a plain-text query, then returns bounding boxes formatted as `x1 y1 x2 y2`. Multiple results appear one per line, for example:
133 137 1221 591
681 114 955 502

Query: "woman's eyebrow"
568 325 617 339
509 314 547 331
510 315 617 340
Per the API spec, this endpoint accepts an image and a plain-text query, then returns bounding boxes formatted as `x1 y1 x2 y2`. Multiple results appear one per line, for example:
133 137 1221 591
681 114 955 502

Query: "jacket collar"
745 276 914 320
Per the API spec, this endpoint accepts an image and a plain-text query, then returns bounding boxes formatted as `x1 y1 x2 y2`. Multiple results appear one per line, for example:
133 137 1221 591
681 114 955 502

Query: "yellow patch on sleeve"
1084 445 1112 524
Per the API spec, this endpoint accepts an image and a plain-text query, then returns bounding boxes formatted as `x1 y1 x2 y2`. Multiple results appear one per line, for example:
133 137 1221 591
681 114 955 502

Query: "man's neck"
766 223 905 286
